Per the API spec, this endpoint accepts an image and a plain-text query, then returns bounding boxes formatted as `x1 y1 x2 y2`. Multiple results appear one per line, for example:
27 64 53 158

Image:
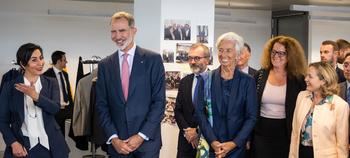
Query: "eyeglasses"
188 56 208 62
271 50 287 57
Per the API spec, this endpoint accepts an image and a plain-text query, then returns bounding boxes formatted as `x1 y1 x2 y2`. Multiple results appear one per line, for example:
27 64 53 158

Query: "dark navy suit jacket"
96 46 165 156
0 75 69 158
196 68 258 158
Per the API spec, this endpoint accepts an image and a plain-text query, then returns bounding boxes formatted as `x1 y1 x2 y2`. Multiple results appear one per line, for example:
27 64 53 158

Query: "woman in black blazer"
252 36 307 158
0 43 69 158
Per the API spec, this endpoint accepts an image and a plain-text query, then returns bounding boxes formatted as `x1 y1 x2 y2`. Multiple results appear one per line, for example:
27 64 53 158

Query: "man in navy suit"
96 11 165 158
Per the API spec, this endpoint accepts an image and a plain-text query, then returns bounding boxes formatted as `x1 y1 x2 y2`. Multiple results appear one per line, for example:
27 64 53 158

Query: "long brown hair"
261 36 307 79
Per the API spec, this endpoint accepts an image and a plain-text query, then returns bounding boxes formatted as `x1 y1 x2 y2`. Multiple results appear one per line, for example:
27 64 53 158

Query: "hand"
15 83 39 101
11 141 27 158
211 140 222 157
111 137 133 155
215 141 236 158
183 128 198 143
190 138 199 149
126 134 144 151
246 141 250 150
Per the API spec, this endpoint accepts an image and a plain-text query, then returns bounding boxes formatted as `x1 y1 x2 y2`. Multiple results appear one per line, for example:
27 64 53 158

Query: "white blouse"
21 77 49 150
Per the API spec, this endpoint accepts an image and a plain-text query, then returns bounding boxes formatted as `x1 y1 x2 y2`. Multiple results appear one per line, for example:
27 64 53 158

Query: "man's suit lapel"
212 68 223 114
128 46 145 99
110 52 125 103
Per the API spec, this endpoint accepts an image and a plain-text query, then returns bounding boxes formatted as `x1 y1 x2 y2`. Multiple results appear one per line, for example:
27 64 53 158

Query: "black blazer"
0 75 69 158
336 66 346 83
174 74 197 153
248 67 257 77
43 68 74 109
254 69 306 140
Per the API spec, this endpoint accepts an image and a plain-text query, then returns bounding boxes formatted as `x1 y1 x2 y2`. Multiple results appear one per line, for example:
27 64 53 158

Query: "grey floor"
0 121 108 158
66 121 108 158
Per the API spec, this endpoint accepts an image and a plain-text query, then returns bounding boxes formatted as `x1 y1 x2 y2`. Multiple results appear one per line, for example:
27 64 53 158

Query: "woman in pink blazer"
289 62 349 158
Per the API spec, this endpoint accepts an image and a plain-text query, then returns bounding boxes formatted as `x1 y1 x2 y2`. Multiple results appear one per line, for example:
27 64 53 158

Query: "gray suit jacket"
72 69 98 136
339 81 347 101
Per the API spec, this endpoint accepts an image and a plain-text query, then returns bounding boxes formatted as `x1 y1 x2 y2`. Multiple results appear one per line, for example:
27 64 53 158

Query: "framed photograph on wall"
164 19 191 41
197 25 208 43
175 43 192 63
165 71 181 90
162 96 176 125
162 49 175 63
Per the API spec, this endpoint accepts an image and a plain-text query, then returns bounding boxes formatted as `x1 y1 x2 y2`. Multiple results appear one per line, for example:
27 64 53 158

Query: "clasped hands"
211 140 236 158
183 127 198 148
111 134 144 155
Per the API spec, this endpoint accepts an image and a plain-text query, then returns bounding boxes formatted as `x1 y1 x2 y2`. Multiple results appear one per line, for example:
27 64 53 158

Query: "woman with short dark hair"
0 43 69 158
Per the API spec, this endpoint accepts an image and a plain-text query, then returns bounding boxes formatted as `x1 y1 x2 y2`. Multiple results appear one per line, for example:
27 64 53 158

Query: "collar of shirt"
118 43 136 74
52 66 62 75
241 66 249 74
307 92 333 105
118 43 136 59
23 76 42 92
347 81 350 89
196 68 209 80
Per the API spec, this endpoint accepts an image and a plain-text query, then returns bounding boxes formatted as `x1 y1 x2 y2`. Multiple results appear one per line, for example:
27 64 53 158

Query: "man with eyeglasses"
237 43 257 77
174 43 210 158
320 40 346 83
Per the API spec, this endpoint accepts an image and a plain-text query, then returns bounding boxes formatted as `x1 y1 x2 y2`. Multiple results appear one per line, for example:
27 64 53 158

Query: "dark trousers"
176 133 197 158
109 150 159 158
23 136 52 158
27 144 52 158
55 108 70 137
299 144 313 158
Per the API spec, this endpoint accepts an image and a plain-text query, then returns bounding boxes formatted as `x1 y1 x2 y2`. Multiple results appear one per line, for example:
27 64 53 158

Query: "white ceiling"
71 0 350 10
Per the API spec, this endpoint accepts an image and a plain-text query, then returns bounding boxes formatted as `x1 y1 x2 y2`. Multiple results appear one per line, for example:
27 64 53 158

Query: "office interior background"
0 0 350 157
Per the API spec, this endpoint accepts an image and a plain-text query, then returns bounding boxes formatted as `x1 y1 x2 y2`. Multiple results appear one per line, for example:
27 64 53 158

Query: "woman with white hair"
195 32 258 158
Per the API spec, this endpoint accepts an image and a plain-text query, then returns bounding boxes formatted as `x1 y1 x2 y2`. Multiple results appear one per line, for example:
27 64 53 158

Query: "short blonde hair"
261 35 307 79
309 62 339 97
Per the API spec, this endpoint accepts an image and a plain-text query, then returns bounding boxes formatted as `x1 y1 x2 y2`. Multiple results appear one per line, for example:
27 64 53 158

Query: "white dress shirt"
53 67 69 107
21 77 50 150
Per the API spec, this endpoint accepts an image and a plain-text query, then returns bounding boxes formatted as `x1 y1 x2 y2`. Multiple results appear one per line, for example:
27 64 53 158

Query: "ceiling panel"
70 0 350 10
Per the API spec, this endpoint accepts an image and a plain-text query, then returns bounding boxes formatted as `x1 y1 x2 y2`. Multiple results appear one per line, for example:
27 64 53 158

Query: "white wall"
0 0 133 91
215 8 272 70
308 11 350 63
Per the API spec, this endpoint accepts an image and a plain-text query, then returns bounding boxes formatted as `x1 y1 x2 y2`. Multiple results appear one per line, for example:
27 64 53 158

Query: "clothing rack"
81 56 100 72
81 56 104 158
11 60 18 65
